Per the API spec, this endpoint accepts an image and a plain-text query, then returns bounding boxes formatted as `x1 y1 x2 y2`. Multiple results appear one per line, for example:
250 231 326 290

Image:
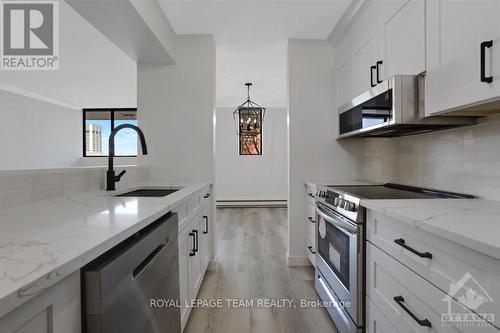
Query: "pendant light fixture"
233 83 265 155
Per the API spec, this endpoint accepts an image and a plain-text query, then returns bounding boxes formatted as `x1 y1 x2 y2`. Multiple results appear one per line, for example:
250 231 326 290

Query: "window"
83 108 138 157
238 108 263 155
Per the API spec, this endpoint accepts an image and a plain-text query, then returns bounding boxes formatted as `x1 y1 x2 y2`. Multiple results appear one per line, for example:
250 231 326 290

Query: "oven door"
316 204 362 325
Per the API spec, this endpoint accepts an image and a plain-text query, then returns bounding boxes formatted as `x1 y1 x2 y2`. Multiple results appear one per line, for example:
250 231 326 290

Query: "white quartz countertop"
362 198 500 262
0 180 211 317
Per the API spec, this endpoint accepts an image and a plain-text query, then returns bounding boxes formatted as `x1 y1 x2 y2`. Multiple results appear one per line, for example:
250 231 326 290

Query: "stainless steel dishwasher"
82 212 180 333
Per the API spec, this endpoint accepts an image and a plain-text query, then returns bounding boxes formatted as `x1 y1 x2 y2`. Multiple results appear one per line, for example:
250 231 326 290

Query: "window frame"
238 108 263 156
82 108 138 157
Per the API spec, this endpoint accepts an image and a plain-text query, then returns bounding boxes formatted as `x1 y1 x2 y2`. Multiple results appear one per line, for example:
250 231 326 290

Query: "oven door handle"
316 206 357 235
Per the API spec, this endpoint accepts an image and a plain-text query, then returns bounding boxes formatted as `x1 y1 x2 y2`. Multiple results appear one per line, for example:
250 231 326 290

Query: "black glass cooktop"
328 183 473 200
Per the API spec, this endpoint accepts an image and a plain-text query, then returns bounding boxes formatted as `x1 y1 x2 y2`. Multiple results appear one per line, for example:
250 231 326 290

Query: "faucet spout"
106 124 148 191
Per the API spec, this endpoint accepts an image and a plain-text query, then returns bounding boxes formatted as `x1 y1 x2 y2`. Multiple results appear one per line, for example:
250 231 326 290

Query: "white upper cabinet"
425 0 500 115
333 0 425 105
378 0 425 81
350 1 382 96
334 30 353 109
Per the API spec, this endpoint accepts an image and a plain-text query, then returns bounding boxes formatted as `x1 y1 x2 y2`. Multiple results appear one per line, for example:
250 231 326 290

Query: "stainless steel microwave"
337 75 477 138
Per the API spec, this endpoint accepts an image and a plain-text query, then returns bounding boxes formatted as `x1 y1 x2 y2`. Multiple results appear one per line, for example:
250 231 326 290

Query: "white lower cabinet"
367 210 500 322
178 192 212 332
0 272 81 333
305 185 317 266
367 241 498 333
199 206 211 272
366 297 399 333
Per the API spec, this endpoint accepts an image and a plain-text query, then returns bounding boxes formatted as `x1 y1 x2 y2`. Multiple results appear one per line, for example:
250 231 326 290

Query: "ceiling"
158 0 351 108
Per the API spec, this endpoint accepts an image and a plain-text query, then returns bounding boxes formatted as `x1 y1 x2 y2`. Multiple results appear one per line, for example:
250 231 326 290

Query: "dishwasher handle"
132 241 167 279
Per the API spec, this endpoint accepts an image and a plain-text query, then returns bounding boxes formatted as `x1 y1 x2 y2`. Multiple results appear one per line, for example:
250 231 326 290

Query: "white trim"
287 254 312 267
328 0 372 46
217 200 287 208
208 260 217 272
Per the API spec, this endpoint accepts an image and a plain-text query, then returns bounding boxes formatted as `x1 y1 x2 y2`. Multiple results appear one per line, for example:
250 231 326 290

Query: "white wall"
0 0 137 109
0 90 80 170
287 39 360 266
0 1 138 170
215 107 287 201
137 35 215 182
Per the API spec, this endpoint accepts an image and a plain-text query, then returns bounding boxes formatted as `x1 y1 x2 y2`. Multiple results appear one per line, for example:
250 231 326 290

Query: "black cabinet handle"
308 246 316 254
376 60 383 83
193 230 199 253
203 215 209 234
481 40 493 83
204 194 210 198
308 217 315 223
370 65 376 87
308 193 314 198
393 296 432 327
394 238 432 258
189 232 196 256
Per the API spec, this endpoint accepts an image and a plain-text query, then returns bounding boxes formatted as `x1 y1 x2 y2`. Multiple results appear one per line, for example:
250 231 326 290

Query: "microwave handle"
316 206 357 235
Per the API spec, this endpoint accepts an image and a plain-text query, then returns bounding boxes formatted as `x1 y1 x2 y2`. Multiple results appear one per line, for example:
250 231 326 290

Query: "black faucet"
106 124 148 191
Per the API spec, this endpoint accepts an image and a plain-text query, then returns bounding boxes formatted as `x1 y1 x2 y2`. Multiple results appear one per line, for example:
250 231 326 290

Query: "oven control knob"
344 202 356 212
333 197 340 206
337 198 345 207
319 191 326 198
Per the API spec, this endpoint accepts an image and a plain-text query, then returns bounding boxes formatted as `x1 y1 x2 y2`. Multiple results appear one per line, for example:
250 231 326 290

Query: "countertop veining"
0 180 211 317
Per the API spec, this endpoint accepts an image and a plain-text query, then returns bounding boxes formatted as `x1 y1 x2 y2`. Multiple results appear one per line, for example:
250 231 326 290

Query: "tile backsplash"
357 115 500 200
0 166 149 208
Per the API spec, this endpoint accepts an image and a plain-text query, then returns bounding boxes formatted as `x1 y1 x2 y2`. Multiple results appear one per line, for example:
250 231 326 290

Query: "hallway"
184 208 336 333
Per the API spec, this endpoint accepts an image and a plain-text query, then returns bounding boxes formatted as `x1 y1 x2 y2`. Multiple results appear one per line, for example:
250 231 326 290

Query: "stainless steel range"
313 183 473 333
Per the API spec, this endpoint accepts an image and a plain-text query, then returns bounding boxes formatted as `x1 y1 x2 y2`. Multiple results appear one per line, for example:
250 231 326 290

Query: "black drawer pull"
481 40 493 83
308 217 315 223
189 232 196 256
193 230 199 253
394 238 432 258
308 246 316 254
376 60 383 83
370 65 376 87
393 296 431 327
203 215 209 234
204 194 210 198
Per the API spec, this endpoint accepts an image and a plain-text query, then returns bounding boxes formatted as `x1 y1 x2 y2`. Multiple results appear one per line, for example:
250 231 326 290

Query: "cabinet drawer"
367 242 497 333
201 186 212 207
307 203 316 223
307 217 315 240
306 185 316 204
367 210 500 323
366 297 399 333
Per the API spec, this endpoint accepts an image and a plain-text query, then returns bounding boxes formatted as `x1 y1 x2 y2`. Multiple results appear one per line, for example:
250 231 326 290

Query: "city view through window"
84 109 138 157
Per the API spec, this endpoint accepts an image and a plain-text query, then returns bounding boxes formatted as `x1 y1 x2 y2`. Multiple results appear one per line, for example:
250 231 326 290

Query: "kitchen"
1 0 500 333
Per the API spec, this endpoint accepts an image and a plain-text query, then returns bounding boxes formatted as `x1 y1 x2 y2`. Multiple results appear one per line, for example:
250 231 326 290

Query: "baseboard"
217 200 287 208
208 257 218 272
287 254 312 267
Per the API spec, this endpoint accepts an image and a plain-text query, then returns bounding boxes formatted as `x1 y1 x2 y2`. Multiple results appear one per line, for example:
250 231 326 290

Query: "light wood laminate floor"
184 208 337 333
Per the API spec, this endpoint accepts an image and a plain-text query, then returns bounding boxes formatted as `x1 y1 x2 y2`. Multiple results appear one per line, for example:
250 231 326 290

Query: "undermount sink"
115 188 181 197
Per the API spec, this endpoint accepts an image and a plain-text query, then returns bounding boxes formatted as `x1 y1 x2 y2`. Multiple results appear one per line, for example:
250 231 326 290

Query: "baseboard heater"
216 200 287 208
